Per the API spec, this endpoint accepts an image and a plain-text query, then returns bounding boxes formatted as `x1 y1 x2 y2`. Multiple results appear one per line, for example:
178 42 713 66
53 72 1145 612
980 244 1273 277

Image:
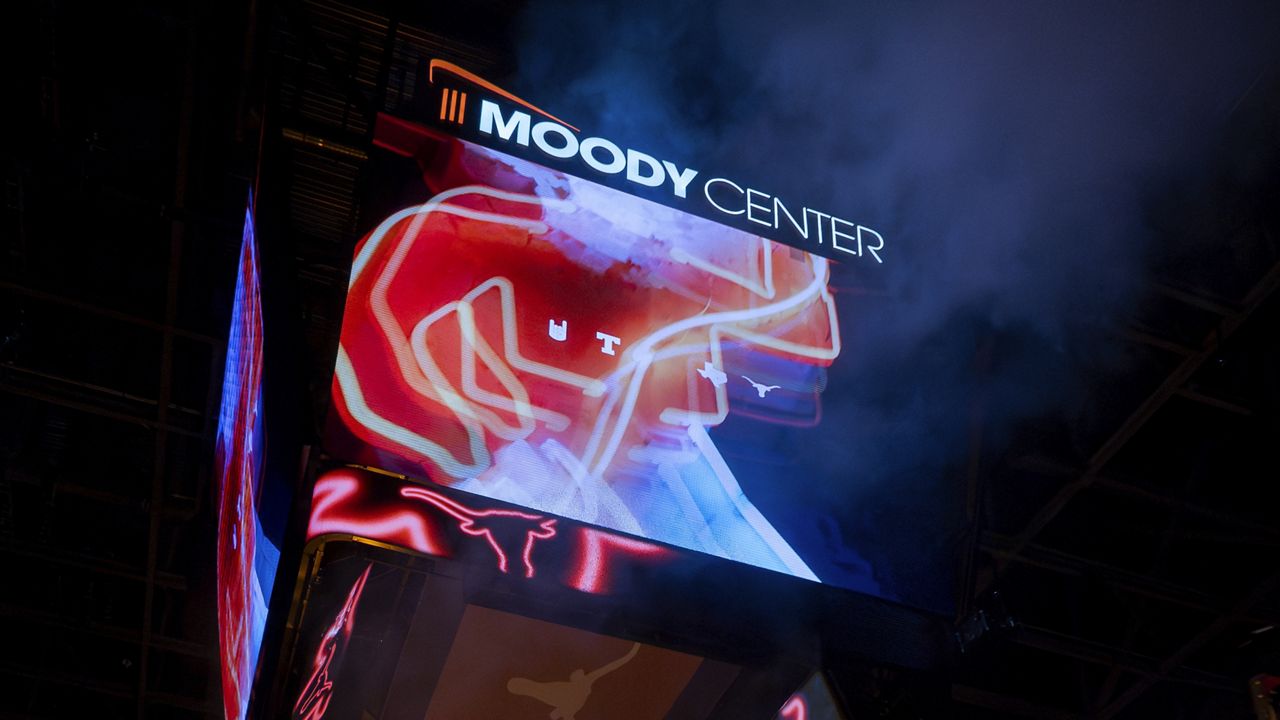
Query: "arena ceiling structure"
3 1 1278 718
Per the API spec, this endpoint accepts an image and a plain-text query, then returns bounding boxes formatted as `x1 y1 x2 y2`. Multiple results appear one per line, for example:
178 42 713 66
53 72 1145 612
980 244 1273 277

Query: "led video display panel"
215 203 279 720
327 83 951 608
281 541 797 719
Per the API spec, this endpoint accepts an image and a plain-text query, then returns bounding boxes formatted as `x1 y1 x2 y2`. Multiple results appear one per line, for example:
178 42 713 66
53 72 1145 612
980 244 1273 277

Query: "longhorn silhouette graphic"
742 375 781 398
400 486 557 577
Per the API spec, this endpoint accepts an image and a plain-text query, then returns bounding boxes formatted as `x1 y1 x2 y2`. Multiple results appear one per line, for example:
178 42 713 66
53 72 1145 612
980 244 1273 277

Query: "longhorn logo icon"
400 486 557 577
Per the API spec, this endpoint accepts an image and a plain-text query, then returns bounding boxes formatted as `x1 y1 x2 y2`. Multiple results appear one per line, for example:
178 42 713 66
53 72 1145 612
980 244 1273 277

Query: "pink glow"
306 469 678 593
568 528 669 594
779 694 808 720
295 564 371 720
308 472 447 555
400 486 557 577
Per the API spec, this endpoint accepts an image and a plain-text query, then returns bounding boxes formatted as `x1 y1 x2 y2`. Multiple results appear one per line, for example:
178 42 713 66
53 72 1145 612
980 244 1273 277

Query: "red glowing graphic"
295 564 371 720
779 694 808 720
568 528 670 594
309 473 447 555
307 468 671 594
400 486 557 578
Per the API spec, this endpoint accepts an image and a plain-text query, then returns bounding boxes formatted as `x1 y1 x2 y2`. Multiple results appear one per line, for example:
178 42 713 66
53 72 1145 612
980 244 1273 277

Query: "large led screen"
326 113 947 608
215 202 279 720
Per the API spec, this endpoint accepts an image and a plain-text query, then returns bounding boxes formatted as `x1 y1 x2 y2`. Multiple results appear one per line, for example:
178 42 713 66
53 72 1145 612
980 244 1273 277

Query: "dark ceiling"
3 0 1278 719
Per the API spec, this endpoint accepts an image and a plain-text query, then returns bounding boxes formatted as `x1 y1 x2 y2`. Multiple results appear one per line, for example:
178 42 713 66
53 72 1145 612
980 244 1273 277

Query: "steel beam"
1010 624 1238 694
0 664 206 714
1091 477 1279 540
1174 387 1253 416
981 532 1277 624
1007 456 1278 540
136 32 194 720
0 382 204 439
0 602 208 659
957 338 993 620
952 684 1080 720
987 259 1280 587
0 541 187 591
1154 283 1237 317
0 280 219 347
1119 327 1197 357
1095 569 1280 718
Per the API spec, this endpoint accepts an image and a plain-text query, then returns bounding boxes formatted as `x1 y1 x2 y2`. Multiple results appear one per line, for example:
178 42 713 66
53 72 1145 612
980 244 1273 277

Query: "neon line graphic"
307 470 676 595
540 440 644 535
344 187 836 484
333 145 844 582
308 473 446 555
670 236 776 300
583 254 836 477
427 59 580 132
568 528 668 594
350 185 556 290
294 564 371 720
335 345 490 478
779 695 808 720
400 486 557 577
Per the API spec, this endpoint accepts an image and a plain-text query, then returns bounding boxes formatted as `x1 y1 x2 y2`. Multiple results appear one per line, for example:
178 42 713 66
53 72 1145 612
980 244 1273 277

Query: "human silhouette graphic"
742 375 781 398
506 642 641 719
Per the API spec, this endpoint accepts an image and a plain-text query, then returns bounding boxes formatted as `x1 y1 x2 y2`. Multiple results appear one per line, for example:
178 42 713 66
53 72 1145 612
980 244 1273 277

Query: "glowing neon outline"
308 472 446 555
779 694 808 720
344 187 837 481
294 564 371 720
400 486 557 578
669 236 776 300
569 528 669 594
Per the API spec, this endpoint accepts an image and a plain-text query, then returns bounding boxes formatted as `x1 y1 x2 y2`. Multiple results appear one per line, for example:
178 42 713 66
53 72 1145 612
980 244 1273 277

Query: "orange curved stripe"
429 59 580 132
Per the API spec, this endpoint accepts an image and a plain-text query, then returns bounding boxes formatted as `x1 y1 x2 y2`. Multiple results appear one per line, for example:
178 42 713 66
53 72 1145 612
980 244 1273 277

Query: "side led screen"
326 119 949 608
215 202 279 720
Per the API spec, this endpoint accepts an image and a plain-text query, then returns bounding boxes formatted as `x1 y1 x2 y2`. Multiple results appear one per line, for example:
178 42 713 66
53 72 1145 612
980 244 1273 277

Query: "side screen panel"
215 204 280 720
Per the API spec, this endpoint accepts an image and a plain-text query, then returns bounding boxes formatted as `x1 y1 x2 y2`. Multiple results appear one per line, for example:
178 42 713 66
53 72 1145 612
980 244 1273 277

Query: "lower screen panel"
281 539 814 720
